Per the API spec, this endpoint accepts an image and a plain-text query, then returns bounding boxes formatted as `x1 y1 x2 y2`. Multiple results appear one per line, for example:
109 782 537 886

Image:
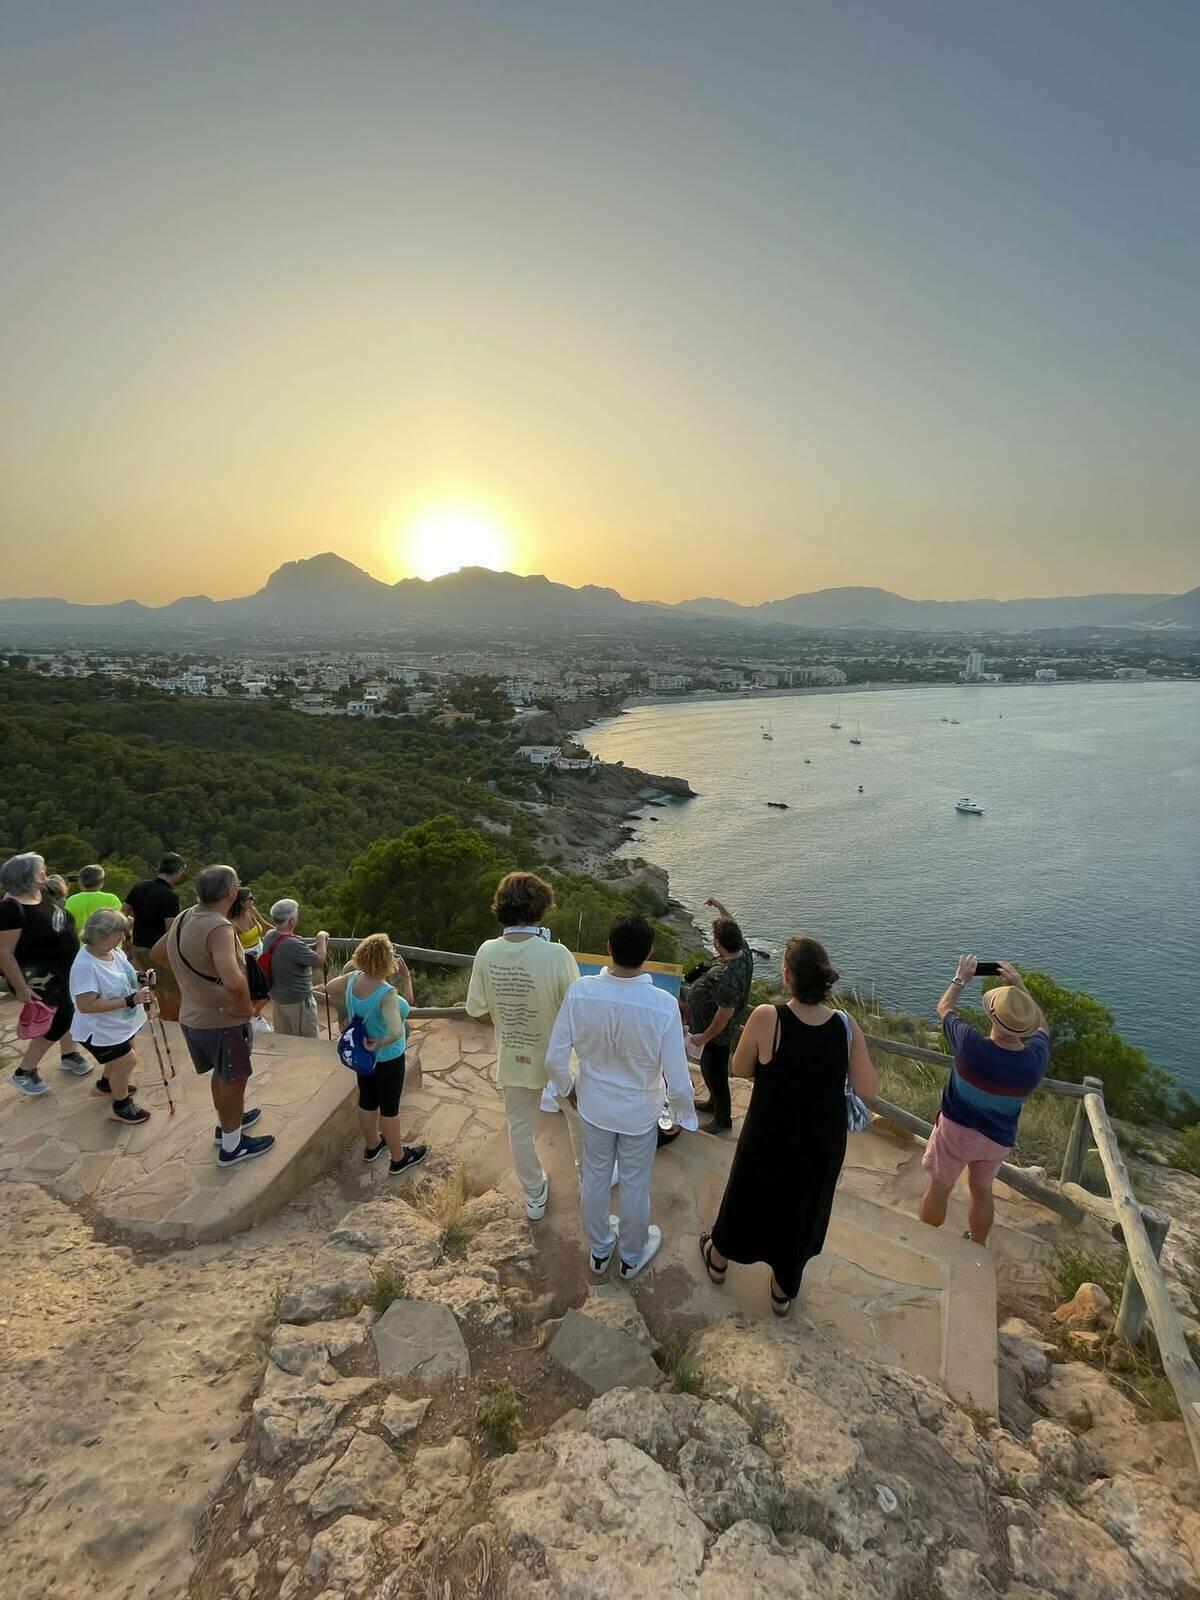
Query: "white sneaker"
590 1215 620 1275
619 1224 662 1282
539 1086 560 1114
525 1178 549 1221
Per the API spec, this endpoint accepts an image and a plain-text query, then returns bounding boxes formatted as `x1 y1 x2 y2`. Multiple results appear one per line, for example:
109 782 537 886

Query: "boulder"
697 1519 878 1599
1007 1498 1146 1600
991 1430 1043 1498
998 1319 1054 1389
1053 1282 1114 1330
488 1431 707 1597
309 1431 407 1520
691 1317 993 1569
1065 1328 1105 1358
579 1285 660 1352
304 1514 380 1597
270 1311 373 1380
996 1258 1060 1314
286 1452 336 1507
405 1262 514 1336
279 1251 375 1325
1027 1420 1080 1482
370 1299 470 1382
583 1386 701 1465
412 1435 473 1500
1080 1472 1200 1596
251 1367 376 1463
548 1309 663 1395
934 1548 997 1598
678 1426 785 1533
329 1198 444 1273
1037 1363 1159 1476
379 1395 430 1442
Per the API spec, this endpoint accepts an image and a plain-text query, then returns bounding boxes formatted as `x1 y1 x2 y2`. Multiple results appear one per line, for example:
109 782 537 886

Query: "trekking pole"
142 981 175 1116
323 958 333 1040
146 970 177 1078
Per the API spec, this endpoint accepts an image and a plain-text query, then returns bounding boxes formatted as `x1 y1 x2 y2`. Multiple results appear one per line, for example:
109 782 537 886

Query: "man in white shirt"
466 872 583 1221
546 915 696 1281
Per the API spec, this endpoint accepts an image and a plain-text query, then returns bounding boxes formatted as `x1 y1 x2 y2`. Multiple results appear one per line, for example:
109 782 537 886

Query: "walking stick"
323 958 333 1040
142 982 176 1116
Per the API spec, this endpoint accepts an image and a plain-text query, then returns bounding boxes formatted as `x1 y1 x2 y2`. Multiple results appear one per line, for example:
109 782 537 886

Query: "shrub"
655 1331 702 1395
1171 1125 1200 1180
477 1380 521 1452
369 1266 407 1313
1050 1244 1127 1309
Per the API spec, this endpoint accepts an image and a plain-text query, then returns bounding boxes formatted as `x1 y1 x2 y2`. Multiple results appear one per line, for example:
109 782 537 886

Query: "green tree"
29 832 97 871
337 815 512 951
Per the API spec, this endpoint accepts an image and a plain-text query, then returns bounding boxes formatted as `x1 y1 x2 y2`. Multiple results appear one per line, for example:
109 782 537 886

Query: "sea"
586 681 1200 1095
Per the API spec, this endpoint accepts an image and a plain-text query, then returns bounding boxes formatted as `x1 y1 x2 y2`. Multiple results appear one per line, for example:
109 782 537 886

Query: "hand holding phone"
974 961 1001 977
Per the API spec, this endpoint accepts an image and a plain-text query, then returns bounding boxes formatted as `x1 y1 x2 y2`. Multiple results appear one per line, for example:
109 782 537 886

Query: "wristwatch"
124 992 138 1009
949 977 966 987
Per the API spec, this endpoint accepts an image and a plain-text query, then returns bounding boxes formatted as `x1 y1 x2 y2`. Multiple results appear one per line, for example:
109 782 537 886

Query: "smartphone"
975 961 1002 977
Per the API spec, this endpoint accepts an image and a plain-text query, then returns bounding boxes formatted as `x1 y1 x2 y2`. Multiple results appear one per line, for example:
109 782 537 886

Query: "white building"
964 651 984 680
1113 667 1148 680
345 699 375 717
1035 668 1058 682
515 745 560 767
179 673 207 695
648 673 692 693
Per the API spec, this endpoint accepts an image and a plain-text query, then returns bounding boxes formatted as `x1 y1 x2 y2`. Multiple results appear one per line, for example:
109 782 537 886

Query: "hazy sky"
2 1 1197 605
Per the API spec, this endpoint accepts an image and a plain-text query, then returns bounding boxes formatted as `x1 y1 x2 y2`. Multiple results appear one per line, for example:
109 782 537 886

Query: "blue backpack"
337 1015 376 1075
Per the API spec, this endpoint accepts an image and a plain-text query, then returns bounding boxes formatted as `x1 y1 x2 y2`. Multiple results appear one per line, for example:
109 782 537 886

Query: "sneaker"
110 1099 151 1125
91 1076 139 1097
388 1144 428 1177
363 1136 388 1163
218 1132 276 1167
212 1107 264 1143
590 1215 620 1275
525 1178 550 1221
619 1224 663 1282
699 1118 733 1137
10 1070 49 1097
58 1052 93 1077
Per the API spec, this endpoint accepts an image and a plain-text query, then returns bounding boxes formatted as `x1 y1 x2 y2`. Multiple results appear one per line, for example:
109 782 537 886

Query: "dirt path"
0 1175 349 1600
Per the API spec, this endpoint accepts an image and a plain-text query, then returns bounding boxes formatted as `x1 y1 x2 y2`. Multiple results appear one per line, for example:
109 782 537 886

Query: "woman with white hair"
69 909 153 1124
0 852 92 1094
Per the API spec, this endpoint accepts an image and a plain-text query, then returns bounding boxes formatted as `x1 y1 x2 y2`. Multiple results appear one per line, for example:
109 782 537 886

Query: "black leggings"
700 1040 732 1126
357 1054 406 1118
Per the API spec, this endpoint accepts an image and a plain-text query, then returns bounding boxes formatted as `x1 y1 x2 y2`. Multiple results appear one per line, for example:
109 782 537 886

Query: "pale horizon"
2 3 1197 606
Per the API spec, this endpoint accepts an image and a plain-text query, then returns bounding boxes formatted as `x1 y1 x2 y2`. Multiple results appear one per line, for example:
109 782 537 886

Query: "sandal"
699 1232 727 1286
769 1279 792 1318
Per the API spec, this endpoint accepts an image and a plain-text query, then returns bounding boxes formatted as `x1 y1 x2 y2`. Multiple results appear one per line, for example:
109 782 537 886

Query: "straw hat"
984 985 1041 1037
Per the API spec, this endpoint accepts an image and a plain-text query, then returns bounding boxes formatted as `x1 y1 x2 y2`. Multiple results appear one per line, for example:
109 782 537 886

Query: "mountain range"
1 554 1197 634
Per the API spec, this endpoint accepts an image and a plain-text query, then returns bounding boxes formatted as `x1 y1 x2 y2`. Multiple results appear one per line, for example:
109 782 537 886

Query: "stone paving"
2 1004 1002 1406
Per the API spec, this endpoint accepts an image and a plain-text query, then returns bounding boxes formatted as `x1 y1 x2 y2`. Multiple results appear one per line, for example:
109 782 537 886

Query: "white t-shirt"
69 948 147 1048
466 935 580 1089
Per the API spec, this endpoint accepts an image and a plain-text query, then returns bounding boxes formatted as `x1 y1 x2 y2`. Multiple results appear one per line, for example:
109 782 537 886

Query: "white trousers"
580 1117 658 1265
503 1084 583 1200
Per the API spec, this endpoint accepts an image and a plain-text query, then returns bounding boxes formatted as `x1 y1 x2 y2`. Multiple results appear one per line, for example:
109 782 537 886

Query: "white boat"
849 721 862 745
829 702 842 730
950 718 960 725
955 797 984 815
761 720 774 741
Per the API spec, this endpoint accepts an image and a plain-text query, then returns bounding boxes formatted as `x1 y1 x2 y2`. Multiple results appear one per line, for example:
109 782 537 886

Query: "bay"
587 681 1200 1093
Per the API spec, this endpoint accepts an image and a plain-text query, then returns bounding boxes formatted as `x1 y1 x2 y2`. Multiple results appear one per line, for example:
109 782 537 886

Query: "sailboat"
761 719 774 741
829 702 842 730
849 721 863 746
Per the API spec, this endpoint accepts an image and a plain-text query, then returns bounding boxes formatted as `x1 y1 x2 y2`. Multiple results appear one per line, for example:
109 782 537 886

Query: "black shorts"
83 1038 135 1066
27 969 74 1044
357 1055 406 1118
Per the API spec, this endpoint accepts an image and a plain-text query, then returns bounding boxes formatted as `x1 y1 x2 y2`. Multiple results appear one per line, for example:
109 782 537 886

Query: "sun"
402 504 513 582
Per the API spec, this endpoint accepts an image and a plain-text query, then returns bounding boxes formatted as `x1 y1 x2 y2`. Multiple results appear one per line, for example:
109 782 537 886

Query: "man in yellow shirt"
466 872 582 1221
64 865 122 931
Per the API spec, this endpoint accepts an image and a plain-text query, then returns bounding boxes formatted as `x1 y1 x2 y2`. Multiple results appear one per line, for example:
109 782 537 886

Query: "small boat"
829 701 842 729
761 720 774 741
750 945 771 959
766 800 790 809
849 721 862 745
955 797 984 815
804 758 811 764
949 718 960 725
940 716 949 723
857 785 864 794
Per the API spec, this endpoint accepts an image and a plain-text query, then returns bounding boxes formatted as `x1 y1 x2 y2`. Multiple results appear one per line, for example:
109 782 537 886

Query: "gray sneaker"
58 1053 93 1077
10 1071 49 1097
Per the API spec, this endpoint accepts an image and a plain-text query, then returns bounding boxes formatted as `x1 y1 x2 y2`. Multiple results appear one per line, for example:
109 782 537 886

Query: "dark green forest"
0 671 676 959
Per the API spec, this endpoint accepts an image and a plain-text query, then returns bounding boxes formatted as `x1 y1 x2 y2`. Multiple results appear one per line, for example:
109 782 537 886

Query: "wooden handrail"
861 1033 1089 1099
1084 1091 1200 1472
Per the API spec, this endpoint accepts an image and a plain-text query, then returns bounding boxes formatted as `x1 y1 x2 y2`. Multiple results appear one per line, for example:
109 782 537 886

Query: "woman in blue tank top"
317 933 427 1177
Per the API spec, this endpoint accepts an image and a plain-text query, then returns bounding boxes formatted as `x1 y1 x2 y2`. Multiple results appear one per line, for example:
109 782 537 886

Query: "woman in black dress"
700 936 877 1316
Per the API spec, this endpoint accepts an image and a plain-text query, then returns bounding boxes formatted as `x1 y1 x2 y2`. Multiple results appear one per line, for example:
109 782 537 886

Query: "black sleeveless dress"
711 1004 849 1299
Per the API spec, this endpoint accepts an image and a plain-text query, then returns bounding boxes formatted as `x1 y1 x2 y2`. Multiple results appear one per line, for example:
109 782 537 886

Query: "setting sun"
402 504 514 582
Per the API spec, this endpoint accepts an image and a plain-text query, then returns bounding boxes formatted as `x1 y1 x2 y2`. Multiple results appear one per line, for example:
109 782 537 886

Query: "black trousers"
700 1040 732 1126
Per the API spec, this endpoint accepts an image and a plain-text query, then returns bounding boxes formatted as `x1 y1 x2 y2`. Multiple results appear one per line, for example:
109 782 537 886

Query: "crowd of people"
2 848 1051 1297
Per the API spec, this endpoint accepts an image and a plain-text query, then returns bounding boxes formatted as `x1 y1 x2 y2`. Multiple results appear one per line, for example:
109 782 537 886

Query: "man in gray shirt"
262 898 328 1037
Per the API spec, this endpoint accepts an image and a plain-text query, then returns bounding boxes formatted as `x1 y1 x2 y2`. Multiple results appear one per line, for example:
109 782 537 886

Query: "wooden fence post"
1060 1075 1105 1185
1112 1205 1171 1346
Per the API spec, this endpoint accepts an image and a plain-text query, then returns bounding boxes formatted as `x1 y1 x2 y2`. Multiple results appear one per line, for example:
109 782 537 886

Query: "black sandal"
699 1232 726 1285
769 1279 792 1318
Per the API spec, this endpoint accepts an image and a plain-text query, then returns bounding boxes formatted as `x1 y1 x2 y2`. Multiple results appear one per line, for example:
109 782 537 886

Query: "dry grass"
476 1379 522 1452
369 1265 408 1313
408 1164 475 1256
655 1331 702 1395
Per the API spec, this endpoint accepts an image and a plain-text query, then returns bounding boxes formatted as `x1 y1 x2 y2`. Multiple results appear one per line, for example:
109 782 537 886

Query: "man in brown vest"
159 864 274 1167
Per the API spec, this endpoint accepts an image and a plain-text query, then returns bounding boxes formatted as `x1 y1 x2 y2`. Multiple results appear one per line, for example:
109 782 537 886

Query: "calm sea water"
587 682 1200 1093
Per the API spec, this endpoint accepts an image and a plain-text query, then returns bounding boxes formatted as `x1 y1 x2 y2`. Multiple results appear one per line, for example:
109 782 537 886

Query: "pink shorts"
921 1114 1011 1188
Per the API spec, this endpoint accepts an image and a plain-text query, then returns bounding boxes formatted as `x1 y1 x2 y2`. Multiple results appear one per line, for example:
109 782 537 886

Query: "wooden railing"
318 937 1200 1463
